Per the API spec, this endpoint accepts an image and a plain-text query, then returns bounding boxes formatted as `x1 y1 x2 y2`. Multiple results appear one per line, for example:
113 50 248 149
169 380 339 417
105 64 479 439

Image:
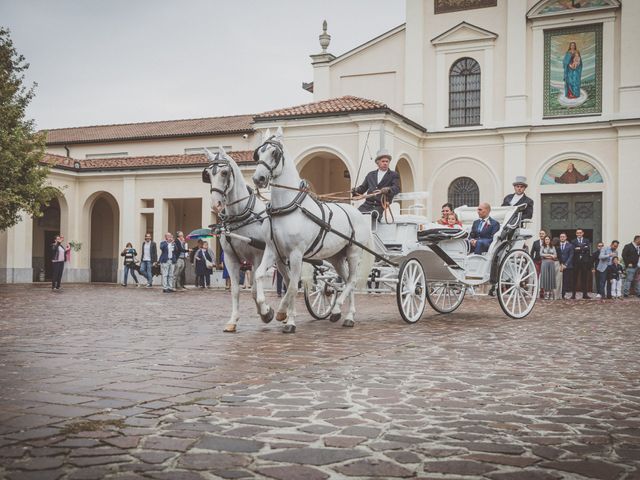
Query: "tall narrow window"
449 57 481 127
448 177 479 208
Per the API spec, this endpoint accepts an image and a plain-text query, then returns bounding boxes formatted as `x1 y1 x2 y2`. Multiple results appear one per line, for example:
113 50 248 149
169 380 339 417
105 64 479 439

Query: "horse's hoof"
223 324 237 333
342 319 355 328
260 307 274 324
282 324 296 334
276 311 287 322
329 313 341 323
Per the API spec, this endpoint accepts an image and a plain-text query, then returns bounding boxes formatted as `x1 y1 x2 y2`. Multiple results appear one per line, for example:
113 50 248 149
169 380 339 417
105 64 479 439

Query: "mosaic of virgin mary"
544 24 602 117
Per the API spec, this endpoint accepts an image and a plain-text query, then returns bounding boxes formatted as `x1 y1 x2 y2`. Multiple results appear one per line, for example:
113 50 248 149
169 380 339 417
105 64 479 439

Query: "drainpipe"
64 145 70 157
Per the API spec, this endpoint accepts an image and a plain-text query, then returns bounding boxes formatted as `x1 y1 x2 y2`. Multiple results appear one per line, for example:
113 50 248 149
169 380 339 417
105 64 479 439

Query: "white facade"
2 0 639 284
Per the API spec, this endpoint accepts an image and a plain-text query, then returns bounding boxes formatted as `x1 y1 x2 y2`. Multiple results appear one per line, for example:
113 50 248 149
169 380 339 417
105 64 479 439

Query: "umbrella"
186 228 214 240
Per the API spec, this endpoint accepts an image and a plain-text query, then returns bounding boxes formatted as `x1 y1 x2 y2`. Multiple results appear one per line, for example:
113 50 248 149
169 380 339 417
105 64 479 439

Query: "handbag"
205 259 214 269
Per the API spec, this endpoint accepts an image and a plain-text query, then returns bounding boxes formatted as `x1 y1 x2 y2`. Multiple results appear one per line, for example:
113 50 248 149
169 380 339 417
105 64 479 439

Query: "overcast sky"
1 0 405 130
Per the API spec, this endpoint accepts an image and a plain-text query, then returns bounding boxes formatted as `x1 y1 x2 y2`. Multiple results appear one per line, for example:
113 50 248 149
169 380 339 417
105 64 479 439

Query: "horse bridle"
253 137 284 179
202 158 234 197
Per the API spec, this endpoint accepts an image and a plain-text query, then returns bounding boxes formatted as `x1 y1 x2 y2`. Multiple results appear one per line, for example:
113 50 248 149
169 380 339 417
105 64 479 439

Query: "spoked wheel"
426 281 466 314
304 275 339 320
396 258 427 324
497 249 539 319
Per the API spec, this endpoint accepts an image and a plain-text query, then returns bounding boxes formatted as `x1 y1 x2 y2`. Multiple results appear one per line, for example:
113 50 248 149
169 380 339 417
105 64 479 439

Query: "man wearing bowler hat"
352 149 401 218
502 176 534 220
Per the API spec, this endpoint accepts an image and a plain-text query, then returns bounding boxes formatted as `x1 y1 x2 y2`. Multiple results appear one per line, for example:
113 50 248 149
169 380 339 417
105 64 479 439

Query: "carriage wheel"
396 258 427 324
425 281 466 314
304 277 338 320
497 249 539 319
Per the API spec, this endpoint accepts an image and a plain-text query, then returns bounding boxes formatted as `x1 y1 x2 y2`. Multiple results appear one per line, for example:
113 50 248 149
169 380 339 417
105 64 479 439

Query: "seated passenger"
352 149 401 218
436 203 454 225
469 202 500 254
445 212 463 229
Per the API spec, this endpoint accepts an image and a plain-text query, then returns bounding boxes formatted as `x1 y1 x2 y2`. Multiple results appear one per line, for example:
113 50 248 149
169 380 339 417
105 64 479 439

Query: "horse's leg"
327 247 360 326
278 250 302 334
254 246 275 323
223 253 242 333
341 246 362 328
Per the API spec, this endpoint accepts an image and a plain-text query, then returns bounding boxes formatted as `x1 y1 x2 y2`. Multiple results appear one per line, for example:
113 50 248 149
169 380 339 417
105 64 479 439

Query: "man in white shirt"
159 232 177 293
139 233 157 287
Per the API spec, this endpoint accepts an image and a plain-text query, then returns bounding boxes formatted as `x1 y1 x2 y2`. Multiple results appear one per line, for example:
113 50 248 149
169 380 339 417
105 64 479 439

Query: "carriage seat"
417 227 468 243
454 205 523 256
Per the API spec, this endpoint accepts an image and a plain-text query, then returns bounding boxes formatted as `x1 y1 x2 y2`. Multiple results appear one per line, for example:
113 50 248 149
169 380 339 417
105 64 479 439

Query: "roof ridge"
42 113 256 132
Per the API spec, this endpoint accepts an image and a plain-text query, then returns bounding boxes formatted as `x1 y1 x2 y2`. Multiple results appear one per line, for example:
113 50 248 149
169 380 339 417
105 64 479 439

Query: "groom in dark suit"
469 202 500 254
352 149 401 217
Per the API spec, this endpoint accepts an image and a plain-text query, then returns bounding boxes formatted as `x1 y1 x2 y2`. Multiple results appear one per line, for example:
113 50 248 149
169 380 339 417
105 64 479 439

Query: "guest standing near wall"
540 236 557 300
51 234 70 291
621 235 640 297
120 242 139 287
140 233 157 288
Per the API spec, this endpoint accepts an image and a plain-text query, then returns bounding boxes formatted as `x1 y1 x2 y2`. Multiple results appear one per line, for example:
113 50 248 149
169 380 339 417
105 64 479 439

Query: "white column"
619 1 640 116
120 177 136 283
616 124 640 242
504 0 528 124
531 27 545 122
1 214 33 283
502 131 529 199
435 51 447 129
403 0 425 124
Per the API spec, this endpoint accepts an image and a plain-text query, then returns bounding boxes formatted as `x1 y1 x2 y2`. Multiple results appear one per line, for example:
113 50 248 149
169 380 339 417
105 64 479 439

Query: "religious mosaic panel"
541 159 603 185
535 0 615 17
434 0 497 15
543 23 602 117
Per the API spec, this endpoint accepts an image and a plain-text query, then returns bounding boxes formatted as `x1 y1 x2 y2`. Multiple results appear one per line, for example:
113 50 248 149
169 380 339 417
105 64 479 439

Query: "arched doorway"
299 153 351 195
395 157 416 213
32 197 62 282
90 193 120 283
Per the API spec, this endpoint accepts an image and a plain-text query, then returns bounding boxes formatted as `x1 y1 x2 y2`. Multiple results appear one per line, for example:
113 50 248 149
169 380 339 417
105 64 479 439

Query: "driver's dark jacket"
354 169 401 209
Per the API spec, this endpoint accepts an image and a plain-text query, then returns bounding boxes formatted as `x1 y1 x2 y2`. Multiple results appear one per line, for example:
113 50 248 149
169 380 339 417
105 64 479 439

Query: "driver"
352 149 401 217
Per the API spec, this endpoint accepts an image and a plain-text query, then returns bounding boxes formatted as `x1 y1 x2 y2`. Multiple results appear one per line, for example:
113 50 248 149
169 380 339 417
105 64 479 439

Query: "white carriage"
303 196 539 323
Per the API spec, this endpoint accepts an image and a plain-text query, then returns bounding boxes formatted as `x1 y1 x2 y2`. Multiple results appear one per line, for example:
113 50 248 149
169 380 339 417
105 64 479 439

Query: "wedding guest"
51 234 70 291
540 236 557 300
120 242 139 287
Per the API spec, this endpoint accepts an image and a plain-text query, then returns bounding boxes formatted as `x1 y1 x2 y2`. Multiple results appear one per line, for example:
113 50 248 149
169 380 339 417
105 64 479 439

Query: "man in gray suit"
597 240 619 299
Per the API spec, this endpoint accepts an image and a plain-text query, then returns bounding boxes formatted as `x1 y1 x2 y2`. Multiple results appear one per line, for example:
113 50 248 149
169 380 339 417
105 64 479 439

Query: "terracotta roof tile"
255 95 387 119
44 115 255 145
43 151 254 172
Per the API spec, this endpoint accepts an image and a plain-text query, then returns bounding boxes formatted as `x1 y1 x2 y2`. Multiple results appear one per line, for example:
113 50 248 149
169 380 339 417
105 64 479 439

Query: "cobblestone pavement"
1 284 639 480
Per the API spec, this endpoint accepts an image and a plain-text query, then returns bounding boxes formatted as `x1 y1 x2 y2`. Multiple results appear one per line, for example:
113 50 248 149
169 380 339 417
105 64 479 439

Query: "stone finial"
319 20 331 53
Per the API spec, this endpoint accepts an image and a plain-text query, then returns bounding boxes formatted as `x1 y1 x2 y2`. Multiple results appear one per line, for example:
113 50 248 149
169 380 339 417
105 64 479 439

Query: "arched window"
449 57 481 127
448 177 479 208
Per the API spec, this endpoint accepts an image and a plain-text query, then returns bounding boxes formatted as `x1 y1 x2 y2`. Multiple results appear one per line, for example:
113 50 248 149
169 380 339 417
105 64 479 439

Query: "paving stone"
256 465 329 480
67 466 111 479
178 452 251 470
9 456 65 470
341 426 382 438
145 472 207 480
6 470 64 480
131 450 177 464
102 435 141 449
456 441 526 454
68 455 130 467
141 435 195 452
423 460 497 475
334 458 415 477
323 435 367 448
195 434 264 452
260 447 368 465
541 460 626 480
465 453 539 467
385 450 423 463
488 471 562 480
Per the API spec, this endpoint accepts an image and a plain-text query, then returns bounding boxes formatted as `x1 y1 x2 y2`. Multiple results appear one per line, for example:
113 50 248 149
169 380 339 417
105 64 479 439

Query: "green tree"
0 27 55 232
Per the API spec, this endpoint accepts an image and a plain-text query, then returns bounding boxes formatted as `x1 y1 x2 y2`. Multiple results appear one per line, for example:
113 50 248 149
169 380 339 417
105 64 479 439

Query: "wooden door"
541 193 602 243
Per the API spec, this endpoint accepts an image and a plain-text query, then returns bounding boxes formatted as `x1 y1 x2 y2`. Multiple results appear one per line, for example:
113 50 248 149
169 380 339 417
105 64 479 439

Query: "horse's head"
202 147 236 214
252 127 285 189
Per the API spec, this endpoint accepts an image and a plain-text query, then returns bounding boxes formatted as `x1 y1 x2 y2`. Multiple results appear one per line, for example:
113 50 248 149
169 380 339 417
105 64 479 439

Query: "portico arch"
297 149 352 195
31 194 69 282
86 192 120 283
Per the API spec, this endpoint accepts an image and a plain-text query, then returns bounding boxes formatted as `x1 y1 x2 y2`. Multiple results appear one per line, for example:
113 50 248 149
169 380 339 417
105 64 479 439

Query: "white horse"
202 147 276 333
252 128 370 333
